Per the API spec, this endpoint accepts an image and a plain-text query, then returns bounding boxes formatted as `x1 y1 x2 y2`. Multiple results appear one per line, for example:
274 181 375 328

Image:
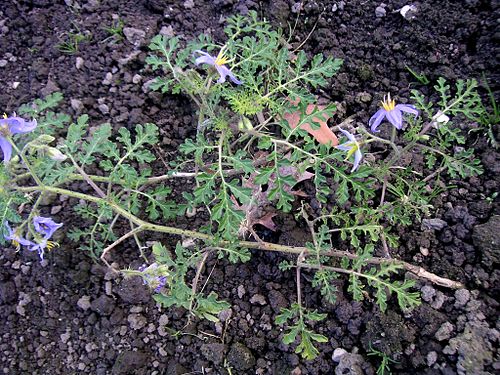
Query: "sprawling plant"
1 12 490 360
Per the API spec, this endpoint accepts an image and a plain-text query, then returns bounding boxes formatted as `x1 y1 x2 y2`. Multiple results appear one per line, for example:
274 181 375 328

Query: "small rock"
127 313 147 330
332 348 347 362
421 285 436 302
218 308 232 322
183 0 194 9
159 25 174 37
335 352 373 375
50 205 62 215
60 332 71 344
70 98 84 112
75 57 84 69
98 103 110 114
77 295 91 311
454 289 470 308
435 322 454 341
400 4 418 19
237 285 246 298
427 351 437 366
375 4 386 18
0 59 8 67
250 294 266 305
421 218 447 231
12 82 20 89
157 314 169 336
123 27 146 47
132 74 142 84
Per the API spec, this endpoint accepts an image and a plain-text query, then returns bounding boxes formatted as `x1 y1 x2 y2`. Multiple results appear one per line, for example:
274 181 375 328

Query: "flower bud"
47 147 67 161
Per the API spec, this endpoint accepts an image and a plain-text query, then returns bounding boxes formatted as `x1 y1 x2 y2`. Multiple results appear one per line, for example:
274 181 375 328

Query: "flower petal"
33 216 63 239
336 143 353 151
0 137 13 163
386 108 403 129
369 109 387 132
7 117 37 134
396 104 419 117
352 149 363 172
338 128 356 143
194 55 215 66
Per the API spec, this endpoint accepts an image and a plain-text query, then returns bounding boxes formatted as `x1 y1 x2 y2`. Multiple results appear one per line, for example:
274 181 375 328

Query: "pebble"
0 59 7 67
250 294 266 305
183 0 195 9
77 295 91 310
454 289 470 307
157 314 169 336
132 74 142 84
421 218 447 231
332 348 347 362
75 57 84 69
70 98 84 112
159 25 174 37
426 351 437 366
127 313 147 330
60 332 71 344
102 72 113 85
51 205 62 215
12 82 20 89
123 27 146 47
237 285 246 298
98 103 110 114
421 285 436 302
375 4 387 18
435 322 454 341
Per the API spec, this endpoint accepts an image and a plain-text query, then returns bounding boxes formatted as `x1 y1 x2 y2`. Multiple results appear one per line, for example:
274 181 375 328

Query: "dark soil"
1 1 499 374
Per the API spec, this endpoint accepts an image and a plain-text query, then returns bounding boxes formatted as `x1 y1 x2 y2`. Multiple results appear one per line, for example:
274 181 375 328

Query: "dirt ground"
0 0 499 374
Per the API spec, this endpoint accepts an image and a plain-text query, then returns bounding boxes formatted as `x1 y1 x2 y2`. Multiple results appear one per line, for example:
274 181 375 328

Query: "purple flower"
139 263 168 292
336 128 363 172
33 216 63 239
4 222 33 248
369 93 418 132
194 49 242 85
0 115 37 163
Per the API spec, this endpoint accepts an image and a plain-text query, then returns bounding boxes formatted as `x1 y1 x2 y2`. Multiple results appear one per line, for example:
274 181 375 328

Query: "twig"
68 154 106 198
100 225 144 267
189 250 210 312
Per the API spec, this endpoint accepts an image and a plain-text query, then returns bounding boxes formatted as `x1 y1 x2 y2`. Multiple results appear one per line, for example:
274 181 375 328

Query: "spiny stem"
12 184 463 289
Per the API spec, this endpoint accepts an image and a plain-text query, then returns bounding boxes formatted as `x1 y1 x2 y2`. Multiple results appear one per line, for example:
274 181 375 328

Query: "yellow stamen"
381 93 396 111
3 113 7 119
11 240 20 250
46 241 59 251
214 48 230 66
345 142 359 160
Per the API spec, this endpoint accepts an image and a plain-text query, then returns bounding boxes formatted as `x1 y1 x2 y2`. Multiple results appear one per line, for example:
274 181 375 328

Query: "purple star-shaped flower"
33 216 63 239
369 93 418 132
139 263 168 292
336 128 363 172
0 116 37 163
194 49 242 85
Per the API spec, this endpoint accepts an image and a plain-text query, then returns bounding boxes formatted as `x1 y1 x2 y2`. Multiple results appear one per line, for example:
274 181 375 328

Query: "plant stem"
12 184 463 289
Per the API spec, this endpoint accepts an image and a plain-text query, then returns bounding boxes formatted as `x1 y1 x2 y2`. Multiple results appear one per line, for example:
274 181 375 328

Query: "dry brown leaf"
282 97 339 146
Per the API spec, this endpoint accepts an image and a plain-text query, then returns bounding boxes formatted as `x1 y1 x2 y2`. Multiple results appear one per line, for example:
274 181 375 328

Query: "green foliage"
56 30 91 54
67 202 116 258
151 242 229 321
368 344 399 375
275 303 328 360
